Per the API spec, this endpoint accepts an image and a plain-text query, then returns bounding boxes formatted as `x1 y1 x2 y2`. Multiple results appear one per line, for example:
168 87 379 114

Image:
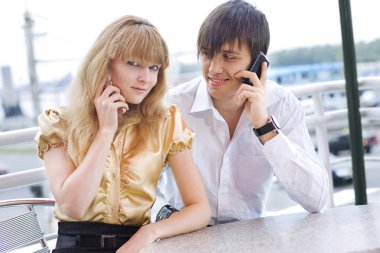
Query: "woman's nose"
137 67 150 83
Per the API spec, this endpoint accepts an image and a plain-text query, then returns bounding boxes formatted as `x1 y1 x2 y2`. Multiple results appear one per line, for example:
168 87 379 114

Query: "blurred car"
329 133 378 155
330 154 353 187
0 163 8 175
360 90 379 107
30 185 44 198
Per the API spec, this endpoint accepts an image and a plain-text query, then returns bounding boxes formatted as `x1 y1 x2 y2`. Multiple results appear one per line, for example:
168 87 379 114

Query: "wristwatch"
252 115 280 137
156 205 179 222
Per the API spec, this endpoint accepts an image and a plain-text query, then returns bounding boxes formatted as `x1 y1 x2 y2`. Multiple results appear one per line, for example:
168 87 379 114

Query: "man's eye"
149 65 160 71
127 61 139 66
224 54 235 60
201 49 209 56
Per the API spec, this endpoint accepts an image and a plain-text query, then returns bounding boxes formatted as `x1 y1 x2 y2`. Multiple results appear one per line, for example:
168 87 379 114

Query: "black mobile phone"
241 52 270 85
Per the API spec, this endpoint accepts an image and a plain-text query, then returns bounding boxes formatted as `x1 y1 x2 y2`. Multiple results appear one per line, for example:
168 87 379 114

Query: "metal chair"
0 198 55 253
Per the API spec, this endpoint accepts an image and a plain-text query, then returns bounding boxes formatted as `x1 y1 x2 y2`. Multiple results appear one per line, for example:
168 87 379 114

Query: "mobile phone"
241 52 270 85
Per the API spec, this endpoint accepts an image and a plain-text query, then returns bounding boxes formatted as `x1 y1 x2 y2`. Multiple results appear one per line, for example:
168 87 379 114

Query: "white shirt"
152 77 329 225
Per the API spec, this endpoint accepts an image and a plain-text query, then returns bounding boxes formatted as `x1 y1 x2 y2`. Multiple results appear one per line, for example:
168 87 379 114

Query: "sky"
0 0 379 86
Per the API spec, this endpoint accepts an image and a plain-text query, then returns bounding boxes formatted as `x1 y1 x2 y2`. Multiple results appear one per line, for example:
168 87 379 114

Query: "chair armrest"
0 198 55 208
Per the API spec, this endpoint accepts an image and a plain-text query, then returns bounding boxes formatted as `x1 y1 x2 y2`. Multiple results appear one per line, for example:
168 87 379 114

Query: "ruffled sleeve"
34 108 67 159
165 104 194 158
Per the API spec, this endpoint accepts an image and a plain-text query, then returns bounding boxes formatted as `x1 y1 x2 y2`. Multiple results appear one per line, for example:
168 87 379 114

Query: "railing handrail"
287 75 380 96
0 167 46 192
306 107 380 125
0 197 55 207
0 127 39 146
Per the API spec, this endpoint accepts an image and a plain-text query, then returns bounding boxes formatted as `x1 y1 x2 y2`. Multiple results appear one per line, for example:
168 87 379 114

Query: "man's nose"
209 57 223 74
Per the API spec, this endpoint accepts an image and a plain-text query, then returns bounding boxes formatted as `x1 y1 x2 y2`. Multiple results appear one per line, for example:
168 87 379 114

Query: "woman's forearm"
57 129 114 219
116 202 210 253
147 202 210 241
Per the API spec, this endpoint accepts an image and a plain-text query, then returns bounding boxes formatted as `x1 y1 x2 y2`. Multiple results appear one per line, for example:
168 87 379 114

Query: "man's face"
199 41 252 102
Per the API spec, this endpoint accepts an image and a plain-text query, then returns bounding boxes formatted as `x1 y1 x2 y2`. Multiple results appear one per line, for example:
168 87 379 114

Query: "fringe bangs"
112 25 169 68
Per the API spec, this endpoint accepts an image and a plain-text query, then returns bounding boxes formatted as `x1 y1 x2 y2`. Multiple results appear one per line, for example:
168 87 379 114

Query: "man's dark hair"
197 0 270 64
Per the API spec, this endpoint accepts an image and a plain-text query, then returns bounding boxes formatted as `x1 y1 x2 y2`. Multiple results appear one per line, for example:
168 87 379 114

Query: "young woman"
35 15 210 253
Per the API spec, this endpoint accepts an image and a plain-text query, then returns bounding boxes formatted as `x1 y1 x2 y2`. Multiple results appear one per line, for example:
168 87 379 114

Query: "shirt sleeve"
152 105 194 222
166 104 195 157
150 165 171 223
263 92 329 213
34 108 67 159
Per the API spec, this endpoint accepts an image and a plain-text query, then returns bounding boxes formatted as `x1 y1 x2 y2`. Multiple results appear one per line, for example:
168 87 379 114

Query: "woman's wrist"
98 128 116 139
140 223 159 243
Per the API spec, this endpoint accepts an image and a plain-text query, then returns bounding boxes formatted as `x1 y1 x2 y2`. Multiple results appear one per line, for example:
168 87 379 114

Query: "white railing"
0 127 39 146
0 127 43 191
0 76 380 199
288 76 380 204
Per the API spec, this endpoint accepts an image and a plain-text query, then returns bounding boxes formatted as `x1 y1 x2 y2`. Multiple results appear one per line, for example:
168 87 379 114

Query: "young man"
153 0 329 225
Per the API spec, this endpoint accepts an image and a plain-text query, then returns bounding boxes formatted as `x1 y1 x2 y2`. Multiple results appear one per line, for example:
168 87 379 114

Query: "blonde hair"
65 15 169 166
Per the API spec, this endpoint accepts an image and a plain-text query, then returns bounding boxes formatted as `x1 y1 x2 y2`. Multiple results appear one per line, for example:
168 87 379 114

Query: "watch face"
156 205 178 221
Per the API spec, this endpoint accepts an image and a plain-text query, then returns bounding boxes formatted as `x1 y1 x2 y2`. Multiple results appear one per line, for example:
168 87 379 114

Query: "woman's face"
109 59 161 104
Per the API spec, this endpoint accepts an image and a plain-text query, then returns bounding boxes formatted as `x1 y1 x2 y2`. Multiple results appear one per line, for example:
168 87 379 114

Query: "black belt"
54 221 141 252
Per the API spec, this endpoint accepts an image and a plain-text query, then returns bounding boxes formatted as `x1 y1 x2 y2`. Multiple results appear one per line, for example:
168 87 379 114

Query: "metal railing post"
312 92 334 207
339 0 367 204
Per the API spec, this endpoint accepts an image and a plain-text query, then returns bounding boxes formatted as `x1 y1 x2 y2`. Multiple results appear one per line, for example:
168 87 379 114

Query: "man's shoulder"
266 80 300 106
168 76 202 102
266 80 288 96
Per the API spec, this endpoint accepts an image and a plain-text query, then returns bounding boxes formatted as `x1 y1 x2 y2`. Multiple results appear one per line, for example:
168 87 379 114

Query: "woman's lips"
131 87 146 94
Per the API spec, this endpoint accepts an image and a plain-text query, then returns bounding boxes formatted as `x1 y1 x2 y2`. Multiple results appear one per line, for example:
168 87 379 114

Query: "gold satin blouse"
35 104 194 225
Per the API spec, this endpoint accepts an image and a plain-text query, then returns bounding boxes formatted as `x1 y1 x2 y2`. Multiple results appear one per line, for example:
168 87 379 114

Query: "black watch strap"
252 116 280 137
156 204 178 222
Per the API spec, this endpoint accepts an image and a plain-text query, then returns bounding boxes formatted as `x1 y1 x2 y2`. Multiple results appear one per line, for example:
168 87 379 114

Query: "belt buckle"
101 234 117 248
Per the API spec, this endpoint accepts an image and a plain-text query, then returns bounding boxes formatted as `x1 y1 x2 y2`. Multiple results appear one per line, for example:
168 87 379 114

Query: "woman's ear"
107 72 113 85
107 60 113 85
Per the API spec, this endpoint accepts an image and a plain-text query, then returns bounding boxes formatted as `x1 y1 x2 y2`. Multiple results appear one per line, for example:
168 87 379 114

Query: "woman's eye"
149 65 160 71
127 60 139 66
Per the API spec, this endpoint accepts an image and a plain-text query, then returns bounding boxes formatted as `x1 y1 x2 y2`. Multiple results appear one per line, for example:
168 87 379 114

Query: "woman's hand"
94 82 129 134
116 225 156 253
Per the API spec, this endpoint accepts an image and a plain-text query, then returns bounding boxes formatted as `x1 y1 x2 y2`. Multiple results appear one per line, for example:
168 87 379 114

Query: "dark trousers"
53 221 140 253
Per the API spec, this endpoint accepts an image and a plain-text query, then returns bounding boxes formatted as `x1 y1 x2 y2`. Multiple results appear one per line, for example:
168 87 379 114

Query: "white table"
142 204 380 253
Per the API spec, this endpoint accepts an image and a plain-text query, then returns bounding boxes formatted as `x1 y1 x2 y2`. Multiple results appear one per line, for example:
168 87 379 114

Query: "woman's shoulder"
37 107 69 132
39 107 67 123
158 104 194 161
35 107 68 159
164 104 193 136
163 104 184 122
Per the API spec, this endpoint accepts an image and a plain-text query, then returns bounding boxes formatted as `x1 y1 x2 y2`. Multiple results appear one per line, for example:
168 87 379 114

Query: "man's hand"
235 62 269 129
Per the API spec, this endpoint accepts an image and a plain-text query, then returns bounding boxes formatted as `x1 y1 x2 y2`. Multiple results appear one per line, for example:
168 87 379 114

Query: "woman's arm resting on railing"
116 149 211 253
